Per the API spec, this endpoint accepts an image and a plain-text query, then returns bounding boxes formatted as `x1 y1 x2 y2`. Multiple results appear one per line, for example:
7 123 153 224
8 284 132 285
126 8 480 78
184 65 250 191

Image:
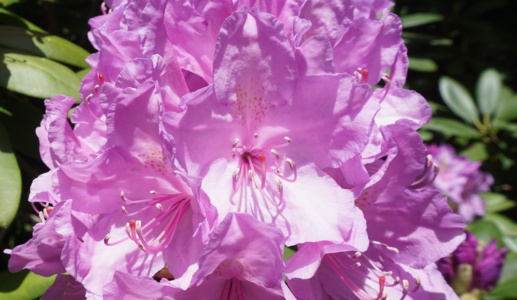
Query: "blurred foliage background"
0 0 517 299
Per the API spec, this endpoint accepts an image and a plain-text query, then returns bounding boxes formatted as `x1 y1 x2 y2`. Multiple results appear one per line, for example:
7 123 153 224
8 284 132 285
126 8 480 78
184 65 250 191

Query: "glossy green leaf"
427 101 448 114
0 48 81 99
0 26 89 68
488 251 517 298
0 121 21 228
76 67 92 80
502 237 517 253
460 142 488 161
439 77 479 123
466 220 503 247
408 57 438 72
495 87 517 121
0 8 46 33
0 102 43 159
498 153 515 171
400 13 444 28
484 213 517 237
482 193 517 213
0 270 55 300
421 118 481 138
0 0 20 6
476 68 502 115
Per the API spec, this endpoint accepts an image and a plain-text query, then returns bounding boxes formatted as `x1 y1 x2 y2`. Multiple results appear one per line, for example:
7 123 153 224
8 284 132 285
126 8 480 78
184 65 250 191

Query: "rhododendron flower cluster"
4 0 468 299
426 144 494 223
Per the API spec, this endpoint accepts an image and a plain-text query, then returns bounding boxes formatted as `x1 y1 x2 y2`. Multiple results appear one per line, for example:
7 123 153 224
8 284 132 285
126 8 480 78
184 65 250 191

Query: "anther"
286 158 295 171
413 276 421 292
402 280 409 294
85 94 93 104
254 133 258 138
393 277 400 285
232 138 240 147
104 234 111 245
120 191 127 202
122 206 128 215
352 252 362 259
383 271 393 276
138 243 145 251
150 190 156 194
94 85 100 94
156 203 163 212
276 169 282 174
276 178 283 193
372 241 400 254
248 170 253 179
231 148 236 158
284 136 292 144
353 262 361 268
271 149 279 159
234 168 240 182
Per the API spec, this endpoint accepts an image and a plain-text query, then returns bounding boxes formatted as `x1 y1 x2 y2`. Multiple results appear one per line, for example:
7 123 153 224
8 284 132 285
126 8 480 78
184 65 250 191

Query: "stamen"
380 291 388 300
94 85 100 94
254 133 258 138
286 158 295 170
232 138 240 147
150 190 156 194
38 211 46 223
231 148 236 158
234 168 240 182
276 178 282 193
121 191 127 202
122 206 128 215
271 149 279 159
372 241 400 254
104 234 111 245
354 71 362 83
85 94 92 104
259 154 266 189
284 136 292 144
156 203 163 212
402 280 409 296
383 271 393 276
354 262 361 268
352 252 362 259
413 276 421 292
100 2 108 14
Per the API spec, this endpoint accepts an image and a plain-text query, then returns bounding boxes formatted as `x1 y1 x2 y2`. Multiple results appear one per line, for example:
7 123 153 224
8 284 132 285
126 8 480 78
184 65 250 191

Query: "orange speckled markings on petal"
234 78 271 128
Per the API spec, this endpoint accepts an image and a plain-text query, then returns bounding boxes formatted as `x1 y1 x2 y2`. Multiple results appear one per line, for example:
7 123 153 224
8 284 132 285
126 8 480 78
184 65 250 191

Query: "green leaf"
417 130 433 141
498 153 515 171
0 0 20 6
0 102 43 159
466 220 503 247
283 246 296 261
439 76 479 123
427 101 448 114
400 13 444 28
0 121 21 228
482 193 517 213
0 26 89 68
408 57 438 72
488 251 517 298
460 142 488 161
76 67 92 80
502 237 517 253
495 87 517 121
0 270 55 300
0 48 81 99
484 213 517 237
476 68 502 116
0 8 46 33
421 118 482 138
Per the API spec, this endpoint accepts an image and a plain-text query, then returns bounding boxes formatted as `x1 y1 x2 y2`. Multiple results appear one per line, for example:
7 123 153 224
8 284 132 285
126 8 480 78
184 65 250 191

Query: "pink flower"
285 241 459 300
102 213 295 300
162 7 378 246
427 144 493 222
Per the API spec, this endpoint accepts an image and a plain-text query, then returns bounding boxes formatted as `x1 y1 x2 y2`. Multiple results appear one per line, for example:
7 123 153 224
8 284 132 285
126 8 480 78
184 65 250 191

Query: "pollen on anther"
122 206 128 215
284 136 292 143
104 234 111 245
156 203 163 212
120 191 127 202
150 190 156 194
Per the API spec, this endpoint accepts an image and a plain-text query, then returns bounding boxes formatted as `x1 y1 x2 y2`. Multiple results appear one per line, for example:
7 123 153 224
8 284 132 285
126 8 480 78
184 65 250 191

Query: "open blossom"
52 55 217 296
427 144 493 222
285 241 459 300
162 7 378 246
437 232 507 295
103 213 295 300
